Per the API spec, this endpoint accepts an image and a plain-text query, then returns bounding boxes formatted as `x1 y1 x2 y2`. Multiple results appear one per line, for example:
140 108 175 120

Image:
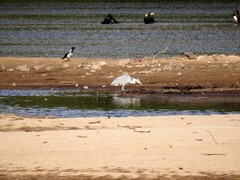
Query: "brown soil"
0 55 239 94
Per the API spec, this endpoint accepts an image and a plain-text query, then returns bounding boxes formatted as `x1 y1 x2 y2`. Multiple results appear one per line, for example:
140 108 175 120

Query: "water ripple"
0 2 239 58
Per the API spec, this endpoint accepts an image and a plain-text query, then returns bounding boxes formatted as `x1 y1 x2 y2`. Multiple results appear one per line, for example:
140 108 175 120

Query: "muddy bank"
0 55 240 94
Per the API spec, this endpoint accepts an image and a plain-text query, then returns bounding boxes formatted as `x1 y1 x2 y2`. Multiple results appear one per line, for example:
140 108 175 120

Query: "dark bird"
101 13 119 24
233 10 239 24
62 47 76 61
144 12 155 24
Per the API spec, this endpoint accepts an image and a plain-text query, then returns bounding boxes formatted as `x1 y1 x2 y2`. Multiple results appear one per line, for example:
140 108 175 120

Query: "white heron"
111 74 142 92
62 47 76 61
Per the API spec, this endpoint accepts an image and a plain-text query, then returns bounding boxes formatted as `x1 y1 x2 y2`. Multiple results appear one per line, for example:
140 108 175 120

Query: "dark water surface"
0 2 239 58
0 90 239 117
1 2 240 117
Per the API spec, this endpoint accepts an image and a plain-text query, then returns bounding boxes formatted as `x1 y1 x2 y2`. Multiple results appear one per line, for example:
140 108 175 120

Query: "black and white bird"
233 10 239 24
144 12 155 24
62 47 76 61
111 73 142 92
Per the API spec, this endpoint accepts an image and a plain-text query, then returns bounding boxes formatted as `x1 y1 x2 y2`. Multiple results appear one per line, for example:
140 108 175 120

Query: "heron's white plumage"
111 74 131 86
111 74 142 92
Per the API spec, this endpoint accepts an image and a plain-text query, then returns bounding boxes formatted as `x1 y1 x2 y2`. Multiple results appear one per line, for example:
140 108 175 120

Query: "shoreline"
0 55 240 94
0 114 240 179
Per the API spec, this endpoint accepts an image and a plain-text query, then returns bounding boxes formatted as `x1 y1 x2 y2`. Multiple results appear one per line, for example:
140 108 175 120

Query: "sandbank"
0 114 240 179
0 55 240 94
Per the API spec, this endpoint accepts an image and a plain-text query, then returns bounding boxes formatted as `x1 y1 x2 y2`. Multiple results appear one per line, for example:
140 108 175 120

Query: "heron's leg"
121 85 125 92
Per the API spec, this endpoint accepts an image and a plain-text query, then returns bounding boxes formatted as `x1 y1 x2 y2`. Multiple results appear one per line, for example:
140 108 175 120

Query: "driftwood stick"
144 47 168 58
117 125 151 133
133 129 151 133
77 135 87 138
89 121 101 124
152 47 168 58
206 130 218 144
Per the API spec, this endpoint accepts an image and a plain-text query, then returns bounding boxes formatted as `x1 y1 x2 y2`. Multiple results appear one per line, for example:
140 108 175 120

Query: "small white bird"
62 47 76 61
233 10 239 24
111 74 142 92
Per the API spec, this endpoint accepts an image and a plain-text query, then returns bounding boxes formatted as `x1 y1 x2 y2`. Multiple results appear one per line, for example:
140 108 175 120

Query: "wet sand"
0 55 240 94
0 114 240 179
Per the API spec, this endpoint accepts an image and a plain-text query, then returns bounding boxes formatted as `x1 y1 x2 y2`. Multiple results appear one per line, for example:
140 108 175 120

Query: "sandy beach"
0 114 240 179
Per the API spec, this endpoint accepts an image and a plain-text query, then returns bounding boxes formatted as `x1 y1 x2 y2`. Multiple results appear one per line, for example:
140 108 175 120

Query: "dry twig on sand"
206 130 218 144
118 125 151 133
89 121 101 124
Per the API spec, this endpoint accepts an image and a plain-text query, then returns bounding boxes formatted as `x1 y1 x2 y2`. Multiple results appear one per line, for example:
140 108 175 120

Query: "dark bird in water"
233 10 239 24
101 13 119 24
144 12 155 24
62 47 76 61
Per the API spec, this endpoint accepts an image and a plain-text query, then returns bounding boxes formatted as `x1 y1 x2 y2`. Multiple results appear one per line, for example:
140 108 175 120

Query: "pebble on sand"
83 86 88 90
16 65 30 72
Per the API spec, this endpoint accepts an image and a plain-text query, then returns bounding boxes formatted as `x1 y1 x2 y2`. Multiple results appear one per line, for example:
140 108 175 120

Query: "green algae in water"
0 94 239 113
0 90 239 117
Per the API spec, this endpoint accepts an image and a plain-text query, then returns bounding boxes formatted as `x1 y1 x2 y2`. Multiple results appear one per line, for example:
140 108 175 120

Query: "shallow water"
0 2 239 58
0 89 239 117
